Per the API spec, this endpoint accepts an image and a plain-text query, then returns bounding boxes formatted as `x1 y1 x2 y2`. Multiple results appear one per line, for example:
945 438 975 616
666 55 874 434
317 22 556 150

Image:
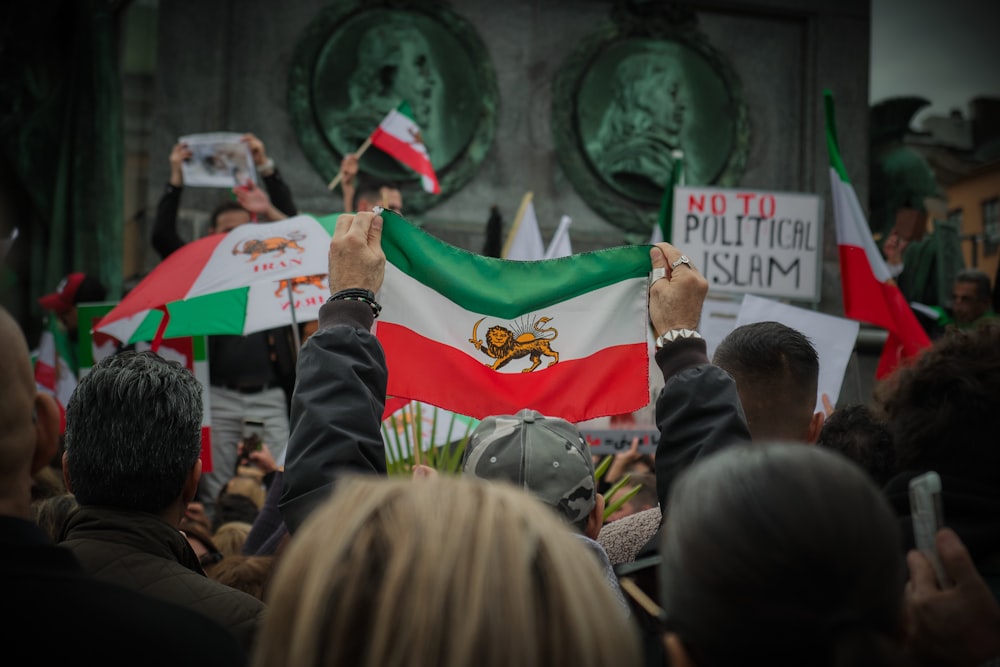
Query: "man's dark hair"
355 174 400 209
817 404 896 486
874 320 1000 481
64 351 203 513
954 268 992 303
712 321 819 442
209 201 248 230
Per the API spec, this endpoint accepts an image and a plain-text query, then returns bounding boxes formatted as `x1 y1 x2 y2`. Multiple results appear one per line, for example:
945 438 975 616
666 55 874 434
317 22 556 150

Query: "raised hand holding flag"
327 101 440 194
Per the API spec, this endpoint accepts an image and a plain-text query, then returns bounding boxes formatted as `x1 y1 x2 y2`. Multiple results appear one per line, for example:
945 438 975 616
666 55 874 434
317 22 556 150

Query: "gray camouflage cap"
462 408 596 526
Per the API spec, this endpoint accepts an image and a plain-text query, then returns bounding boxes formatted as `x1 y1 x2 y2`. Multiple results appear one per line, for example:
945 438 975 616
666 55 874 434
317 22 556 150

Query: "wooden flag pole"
501 191 533 259
327 135 374 191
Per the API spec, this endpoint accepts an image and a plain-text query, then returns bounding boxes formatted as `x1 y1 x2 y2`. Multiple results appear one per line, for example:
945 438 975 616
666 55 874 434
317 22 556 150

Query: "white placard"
178 132 256 188
735 294 860 413
672 186 822 302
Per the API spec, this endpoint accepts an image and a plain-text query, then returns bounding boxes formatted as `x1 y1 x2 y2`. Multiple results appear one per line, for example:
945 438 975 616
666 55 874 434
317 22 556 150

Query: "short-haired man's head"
209 201 252 234
951 268 992 325
712 321 819 442
875 319 1000 481
462 409 595 532
355 175 402 214
660 443 904 667
64 351 203 513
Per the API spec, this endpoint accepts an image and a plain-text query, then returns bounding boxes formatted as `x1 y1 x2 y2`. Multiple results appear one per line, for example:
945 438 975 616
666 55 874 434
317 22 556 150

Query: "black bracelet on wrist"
327 288 382 318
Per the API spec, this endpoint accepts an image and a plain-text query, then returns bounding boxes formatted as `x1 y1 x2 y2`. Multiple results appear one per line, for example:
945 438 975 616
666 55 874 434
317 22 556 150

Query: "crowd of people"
9 131 1000 667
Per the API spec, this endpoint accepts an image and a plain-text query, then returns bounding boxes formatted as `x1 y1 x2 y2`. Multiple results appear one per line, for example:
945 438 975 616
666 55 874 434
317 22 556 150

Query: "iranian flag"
363 210 651 423
32 315 77 433
370 101 440 194
824 91 931 377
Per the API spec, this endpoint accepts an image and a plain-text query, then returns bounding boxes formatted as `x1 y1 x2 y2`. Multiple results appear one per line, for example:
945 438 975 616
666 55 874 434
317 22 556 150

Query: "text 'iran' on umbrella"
94 215 333 349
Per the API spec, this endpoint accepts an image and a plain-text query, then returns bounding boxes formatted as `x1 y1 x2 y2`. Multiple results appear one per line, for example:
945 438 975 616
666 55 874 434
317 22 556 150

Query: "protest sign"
672 186 823 302
178 132 256 188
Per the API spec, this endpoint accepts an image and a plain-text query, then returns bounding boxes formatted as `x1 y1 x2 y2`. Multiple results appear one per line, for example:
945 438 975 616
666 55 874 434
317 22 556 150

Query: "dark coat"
60 506 265 654
278 298 386 534
3 515 246 666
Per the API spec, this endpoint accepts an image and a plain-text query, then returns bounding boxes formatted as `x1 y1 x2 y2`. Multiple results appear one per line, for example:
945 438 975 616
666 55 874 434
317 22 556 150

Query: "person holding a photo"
151 132 302 525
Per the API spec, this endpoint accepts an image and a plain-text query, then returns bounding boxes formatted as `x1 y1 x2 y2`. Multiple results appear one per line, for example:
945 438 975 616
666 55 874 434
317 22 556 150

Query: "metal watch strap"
655 328 703 348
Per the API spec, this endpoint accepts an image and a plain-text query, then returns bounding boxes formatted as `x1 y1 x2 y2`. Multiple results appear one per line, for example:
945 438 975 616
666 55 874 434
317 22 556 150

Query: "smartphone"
909 471 952 588
241 418 266 452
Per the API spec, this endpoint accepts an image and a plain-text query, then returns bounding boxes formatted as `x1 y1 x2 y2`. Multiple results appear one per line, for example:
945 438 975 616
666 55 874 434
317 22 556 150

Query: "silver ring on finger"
670 255 692 270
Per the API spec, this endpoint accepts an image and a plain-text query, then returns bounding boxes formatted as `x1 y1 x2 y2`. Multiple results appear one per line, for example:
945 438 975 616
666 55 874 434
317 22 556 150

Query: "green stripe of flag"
124 287 251 342
315 212 652 318
823 90 850 183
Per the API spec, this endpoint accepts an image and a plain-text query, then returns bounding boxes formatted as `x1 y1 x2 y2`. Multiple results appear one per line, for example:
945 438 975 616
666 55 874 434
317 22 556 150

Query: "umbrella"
95 215 334 349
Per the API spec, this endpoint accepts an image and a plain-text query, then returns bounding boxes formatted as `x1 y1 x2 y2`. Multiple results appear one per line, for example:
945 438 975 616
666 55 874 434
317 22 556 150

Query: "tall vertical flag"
544 215 574 259
370 101 440 194
32 315 77 433
823 91 931 378
502 192 545 260
650 150 685 244
323 211 651 423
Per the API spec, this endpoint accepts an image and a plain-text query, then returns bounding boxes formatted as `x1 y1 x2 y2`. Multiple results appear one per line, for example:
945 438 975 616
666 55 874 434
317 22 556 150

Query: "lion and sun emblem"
469 315 559 373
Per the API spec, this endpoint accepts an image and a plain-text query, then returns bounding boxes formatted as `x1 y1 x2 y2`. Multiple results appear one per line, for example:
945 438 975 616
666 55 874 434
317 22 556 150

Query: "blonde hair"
213 520 252 558
253 475 640 667
209 555 274 601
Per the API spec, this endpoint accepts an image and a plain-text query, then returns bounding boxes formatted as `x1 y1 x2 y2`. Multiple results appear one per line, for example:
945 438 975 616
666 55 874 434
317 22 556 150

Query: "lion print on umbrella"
232 230 306 262
469 315 559 372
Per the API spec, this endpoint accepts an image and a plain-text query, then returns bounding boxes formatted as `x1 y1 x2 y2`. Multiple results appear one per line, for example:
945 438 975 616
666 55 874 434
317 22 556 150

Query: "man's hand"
169 142 192 187
606 437 643 483
648 243 709 337
237 440 279 475
329 211 386 294
242 133 267 166
233 181 286 221
340 153 359 187
905 527 1000 666
339 154 359 211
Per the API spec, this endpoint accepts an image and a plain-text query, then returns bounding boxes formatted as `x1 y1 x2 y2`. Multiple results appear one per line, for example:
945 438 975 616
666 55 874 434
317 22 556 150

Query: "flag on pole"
32 315 77 433
544 215 574 259
502 192 545 260
370 101 440 194
823 91 931 378
353 210 651 423
650 150 685 244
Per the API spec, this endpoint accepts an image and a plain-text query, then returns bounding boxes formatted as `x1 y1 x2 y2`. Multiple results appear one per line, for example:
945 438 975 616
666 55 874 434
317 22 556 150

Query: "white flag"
544 215 574 259
502 193 545 261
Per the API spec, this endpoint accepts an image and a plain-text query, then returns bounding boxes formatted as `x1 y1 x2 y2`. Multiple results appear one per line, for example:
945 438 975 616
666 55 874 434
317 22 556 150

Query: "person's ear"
31 393 60 476
663 633 697 667
182 459 203 505
585 492 605 540
807 410 825 444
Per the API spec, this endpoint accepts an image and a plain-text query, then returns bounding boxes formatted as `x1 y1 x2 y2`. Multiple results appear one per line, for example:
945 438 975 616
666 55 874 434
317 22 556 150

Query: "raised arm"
647 243 752 511
278 211 388 533
243 132 298 216
151 142 192 259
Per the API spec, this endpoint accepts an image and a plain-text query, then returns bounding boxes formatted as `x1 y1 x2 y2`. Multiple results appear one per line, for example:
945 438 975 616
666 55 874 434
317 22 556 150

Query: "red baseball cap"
38 273 107 314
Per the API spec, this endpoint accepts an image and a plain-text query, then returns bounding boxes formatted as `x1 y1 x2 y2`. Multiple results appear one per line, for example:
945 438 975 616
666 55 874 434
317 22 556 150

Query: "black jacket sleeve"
652 337 752 512
278 299 387 533
263 169 297 217
151 183 186 259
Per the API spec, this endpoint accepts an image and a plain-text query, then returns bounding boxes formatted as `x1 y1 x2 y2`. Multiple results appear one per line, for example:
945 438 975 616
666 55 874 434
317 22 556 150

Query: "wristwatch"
655 328 702 348
257 158 276 177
